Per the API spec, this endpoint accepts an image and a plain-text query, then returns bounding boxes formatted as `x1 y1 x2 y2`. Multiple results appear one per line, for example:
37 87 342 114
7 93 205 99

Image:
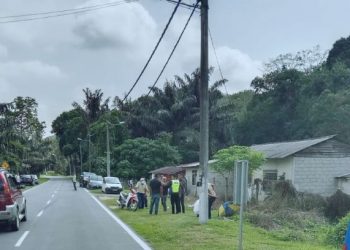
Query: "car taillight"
3 184 14 205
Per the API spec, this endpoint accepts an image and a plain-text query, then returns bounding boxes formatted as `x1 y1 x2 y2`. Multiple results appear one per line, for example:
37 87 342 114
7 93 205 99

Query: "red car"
0 168 27 231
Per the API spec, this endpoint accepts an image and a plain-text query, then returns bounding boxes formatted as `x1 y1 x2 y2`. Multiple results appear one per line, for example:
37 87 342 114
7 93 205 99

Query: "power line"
209 27 228 94
162 0 200 10
147 0 199 97
122 0 182 103
0 0 137 24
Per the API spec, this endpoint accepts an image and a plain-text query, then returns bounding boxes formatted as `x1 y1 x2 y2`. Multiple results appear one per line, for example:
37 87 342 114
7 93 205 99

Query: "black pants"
179 194 185 213
170 193 181 214
208 196 216 219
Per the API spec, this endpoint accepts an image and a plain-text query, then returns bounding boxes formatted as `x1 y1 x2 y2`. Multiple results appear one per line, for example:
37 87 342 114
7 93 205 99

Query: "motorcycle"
116 188 138 211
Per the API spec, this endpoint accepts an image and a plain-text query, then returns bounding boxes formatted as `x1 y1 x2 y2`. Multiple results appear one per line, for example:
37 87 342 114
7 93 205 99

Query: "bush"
325 190 350 220
327 212 350 246
296 192 327 211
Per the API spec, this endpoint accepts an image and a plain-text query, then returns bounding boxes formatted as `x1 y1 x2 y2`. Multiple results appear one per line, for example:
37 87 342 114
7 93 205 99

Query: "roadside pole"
234 160 249 250
199 0 209 224
106 123 111 177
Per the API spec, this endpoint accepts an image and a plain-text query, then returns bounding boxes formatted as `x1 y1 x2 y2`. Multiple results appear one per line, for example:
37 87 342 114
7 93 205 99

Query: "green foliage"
113 137 181 178
327 35 350 68
325 190 350 220
327 212 350 246
211 146 265 175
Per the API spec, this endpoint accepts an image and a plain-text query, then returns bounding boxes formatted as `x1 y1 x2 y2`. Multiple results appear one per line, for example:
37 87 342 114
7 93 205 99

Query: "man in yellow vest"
169 175 181 214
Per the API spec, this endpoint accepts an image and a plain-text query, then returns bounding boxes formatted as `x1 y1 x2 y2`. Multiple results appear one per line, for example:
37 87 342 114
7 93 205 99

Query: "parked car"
31 175 39 185
0 168 27 231
20 175 34 186
80 172 96 188
87 175 103 189
102 177 123 194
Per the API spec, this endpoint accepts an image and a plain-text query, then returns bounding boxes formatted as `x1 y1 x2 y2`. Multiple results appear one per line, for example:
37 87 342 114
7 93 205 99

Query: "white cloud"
211 46 263 93
0 44 8 59
73 0 157 53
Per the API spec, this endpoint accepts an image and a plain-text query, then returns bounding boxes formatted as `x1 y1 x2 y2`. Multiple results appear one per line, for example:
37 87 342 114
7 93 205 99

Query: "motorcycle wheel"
129 200 138 211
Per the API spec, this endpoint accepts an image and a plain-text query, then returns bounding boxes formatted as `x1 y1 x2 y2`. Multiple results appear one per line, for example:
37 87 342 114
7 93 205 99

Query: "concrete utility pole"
88 133 92 173
199 0 209 224
106 123 111 177
79 140 83 173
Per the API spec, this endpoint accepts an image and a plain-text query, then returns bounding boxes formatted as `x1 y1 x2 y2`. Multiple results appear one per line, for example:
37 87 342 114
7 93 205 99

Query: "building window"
262 170 277 193
192 170 197 185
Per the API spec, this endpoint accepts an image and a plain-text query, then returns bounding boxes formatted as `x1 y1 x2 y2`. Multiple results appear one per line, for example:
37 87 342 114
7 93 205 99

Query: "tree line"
3 34 350 177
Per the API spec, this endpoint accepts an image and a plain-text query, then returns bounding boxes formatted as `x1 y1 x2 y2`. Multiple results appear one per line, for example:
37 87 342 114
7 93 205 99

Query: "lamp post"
106 121 125 177
77 138 83 174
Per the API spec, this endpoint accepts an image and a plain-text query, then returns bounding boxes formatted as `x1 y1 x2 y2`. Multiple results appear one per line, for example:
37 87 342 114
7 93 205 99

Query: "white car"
102 177 123 194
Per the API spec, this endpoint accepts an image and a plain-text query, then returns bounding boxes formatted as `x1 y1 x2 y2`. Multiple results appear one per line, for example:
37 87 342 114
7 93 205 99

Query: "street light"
77 138 83 174
106 121 125 177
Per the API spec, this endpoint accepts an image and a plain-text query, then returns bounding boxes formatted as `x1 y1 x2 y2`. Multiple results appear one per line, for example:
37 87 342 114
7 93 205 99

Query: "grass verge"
92 193 337 250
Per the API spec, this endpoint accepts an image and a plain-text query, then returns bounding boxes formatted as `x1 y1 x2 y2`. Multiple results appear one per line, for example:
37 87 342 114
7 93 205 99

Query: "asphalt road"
0 178 150 250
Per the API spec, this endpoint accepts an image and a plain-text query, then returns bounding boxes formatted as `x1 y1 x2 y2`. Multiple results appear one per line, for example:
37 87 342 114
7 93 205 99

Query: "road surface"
0 178 150 250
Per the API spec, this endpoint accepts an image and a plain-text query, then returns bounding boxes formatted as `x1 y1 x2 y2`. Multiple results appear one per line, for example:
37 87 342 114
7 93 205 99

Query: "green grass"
39 177 49 184
95 196 337 250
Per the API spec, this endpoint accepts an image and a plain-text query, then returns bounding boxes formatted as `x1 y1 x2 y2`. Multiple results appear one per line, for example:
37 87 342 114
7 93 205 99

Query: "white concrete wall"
252 157 294 182
185 167 234 200
338 179 350 195
294 157 350 196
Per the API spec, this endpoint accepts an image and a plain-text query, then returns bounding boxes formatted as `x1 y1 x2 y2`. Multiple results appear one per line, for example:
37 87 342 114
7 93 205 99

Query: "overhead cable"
0 0 137 24
147 0 199 97
121 0 182 103
209 27 228 94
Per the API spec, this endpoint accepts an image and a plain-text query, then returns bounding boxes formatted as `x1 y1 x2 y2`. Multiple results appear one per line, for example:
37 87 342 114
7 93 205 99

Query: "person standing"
169 175 181 214
208 183 217 219
72 174 77 191
161 176 169 212
179 173 187 213
135 177 148 209
149 174 162 215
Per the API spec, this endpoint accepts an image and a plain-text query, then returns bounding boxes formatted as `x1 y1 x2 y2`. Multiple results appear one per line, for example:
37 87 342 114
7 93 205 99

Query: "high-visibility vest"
171 180 180 193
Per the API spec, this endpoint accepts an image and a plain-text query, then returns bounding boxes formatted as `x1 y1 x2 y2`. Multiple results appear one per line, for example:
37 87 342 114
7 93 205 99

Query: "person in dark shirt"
160 176 168 212
149 174 162 215
179 173 187 213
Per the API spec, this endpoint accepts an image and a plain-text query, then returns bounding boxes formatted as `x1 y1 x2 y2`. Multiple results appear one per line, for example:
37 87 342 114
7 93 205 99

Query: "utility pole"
199 0 209 224
88 133 92 173
106 123 111 177
79 140 83 173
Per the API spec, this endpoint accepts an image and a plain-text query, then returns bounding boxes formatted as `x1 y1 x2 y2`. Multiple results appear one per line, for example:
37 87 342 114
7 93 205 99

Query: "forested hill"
235 36 350 146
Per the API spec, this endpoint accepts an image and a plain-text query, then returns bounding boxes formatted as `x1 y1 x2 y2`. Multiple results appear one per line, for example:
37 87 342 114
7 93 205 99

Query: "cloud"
0 44 8 59
211 46 263 93
73 1 156 50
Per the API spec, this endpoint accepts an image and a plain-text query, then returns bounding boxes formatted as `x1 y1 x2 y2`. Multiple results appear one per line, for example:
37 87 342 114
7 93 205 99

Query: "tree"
211 146 265 201
327 35 350 69
113 137 181 178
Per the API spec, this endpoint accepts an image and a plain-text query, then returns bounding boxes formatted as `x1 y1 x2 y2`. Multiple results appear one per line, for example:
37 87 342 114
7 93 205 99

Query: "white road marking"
37 210 44 217
15 231 30 247
84 189 151 250
46 200 51 205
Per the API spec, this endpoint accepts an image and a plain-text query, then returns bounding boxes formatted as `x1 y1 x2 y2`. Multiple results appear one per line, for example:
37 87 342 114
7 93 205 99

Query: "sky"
0 0 350 136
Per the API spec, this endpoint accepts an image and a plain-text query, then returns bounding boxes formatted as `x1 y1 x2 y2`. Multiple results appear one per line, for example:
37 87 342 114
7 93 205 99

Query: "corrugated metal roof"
149 166 184 175
179 160 217 168
335 173 350 179
251 135 336 159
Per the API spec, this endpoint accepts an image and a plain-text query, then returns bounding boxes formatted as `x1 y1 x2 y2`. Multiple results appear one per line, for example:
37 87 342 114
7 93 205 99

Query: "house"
251 135 350 198
150 160 234 200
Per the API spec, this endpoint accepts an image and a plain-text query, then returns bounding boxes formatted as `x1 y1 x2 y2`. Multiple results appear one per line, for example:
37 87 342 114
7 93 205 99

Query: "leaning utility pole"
199 0 209 224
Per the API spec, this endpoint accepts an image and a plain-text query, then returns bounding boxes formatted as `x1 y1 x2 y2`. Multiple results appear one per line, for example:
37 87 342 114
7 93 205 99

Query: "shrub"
327 212 350 246
296 192 327 211
325 190 350 220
